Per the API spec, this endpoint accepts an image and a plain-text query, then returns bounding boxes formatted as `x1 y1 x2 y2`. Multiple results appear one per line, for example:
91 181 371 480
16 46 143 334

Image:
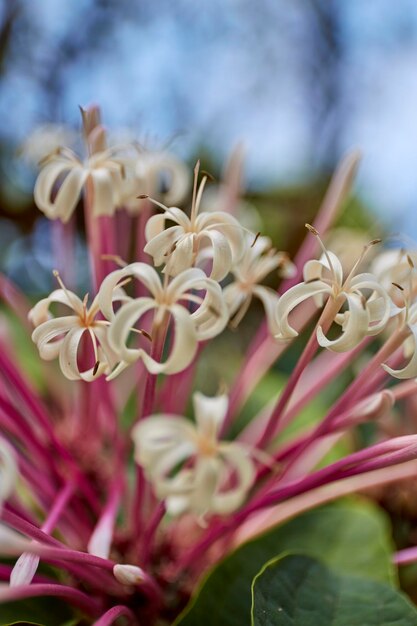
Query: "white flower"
132 392 255 516
34 146 128 222
143 162 246 280
21 124 77 166
275 228 393 352
224 235 295 334
371 249 417 302
98 263 228 377
135 150 190 207
29 273 122 381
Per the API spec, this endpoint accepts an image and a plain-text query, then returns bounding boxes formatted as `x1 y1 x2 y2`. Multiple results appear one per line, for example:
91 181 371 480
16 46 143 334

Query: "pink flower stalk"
0 106 417 624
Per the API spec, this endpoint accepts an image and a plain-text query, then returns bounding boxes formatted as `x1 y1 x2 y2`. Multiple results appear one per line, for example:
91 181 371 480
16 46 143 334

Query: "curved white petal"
303 251 343 286
90 169 117 216
166 267 210 298
29 289 84 323
349 274 392 335
58 327 85 380
34 161 72 216
197 229 232 281
98 263 161 320
31 316 79 361
145 208 190 241
188 457 221 515
144 213 170 241
252 285 281 336
141 304 198 374
275 280 331 339
109 299 197 375
53 167 88 222
213 443 255 514
317 293 369 352
197 211 246 262
150 440 197 479
164 234 195 276
165 492 193 517
223 283 248 319
92 324 119 370
132 415 196 471
193 392 229 438
144 154 190 206
108 297 156 364
189 283 228 340
166 268 228 340
144 225 184 267
157 471 195 515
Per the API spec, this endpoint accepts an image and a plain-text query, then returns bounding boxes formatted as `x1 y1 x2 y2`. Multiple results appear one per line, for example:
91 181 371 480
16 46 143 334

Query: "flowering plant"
1 106 417 624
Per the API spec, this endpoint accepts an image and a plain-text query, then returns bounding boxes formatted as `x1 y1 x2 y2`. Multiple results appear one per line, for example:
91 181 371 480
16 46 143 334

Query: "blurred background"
1 0 417 291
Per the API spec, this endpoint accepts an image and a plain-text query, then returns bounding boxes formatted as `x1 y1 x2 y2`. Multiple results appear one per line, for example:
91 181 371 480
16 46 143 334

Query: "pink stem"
235 460 417 547
158 344 203 414
115 208 133 260
257 297 342 449
0 564 52 583
0 583 101 617
94 605 136 626
0 395 58 473
0 272 31 326
222 299 317 434
142 502 166 566
2 510 116 591
0 348 99 508
275 331 407 478
394 547 417 566
274 338 370 437
88 476 123 558
177 437 417 573
42 482 75 534
224 151 360 430
256 331 319 448
141 317 169 419
0 520 160 601
51 217 76 288
132 315 171 538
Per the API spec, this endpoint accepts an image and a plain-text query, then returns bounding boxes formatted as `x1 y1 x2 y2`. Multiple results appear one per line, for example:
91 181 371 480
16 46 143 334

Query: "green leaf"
0 596 73 626
251 554 417 626
175 499 396 626
6 623 45 626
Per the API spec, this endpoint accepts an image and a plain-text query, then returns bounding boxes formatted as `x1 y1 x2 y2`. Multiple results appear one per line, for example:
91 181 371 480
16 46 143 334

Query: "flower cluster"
32 106 189 223
1 108 417 624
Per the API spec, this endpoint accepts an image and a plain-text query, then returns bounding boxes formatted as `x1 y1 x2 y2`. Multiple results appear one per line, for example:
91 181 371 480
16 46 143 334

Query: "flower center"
195 434 218 457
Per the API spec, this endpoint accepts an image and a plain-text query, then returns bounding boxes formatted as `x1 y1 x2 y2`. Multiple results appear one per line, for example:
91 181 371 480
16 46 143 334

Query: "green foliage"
251 554 417 626
175 499 396 626
0 597 73 626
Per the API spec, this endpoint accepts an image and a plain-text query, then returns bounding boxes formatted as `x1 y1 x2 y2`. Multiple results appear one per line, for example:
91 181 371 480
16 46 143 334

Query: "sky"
2 0 417 240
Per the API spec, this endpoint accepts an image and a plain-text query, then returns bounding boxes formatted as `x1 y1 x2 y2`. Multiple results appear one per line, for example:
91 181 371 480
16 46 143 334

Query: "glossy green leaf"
251 554 417 626
175 499 396 625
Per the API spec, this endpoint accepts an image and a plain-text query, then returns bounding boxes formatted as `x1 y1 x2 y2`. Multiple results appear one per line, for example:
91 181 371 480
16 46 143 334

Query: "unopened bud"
113 563 145 586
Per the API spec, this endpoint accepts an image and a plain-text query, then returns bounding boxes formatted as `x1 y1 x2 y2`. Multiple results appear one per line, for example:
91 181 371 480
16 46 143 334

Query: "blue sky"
2 1 417 239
